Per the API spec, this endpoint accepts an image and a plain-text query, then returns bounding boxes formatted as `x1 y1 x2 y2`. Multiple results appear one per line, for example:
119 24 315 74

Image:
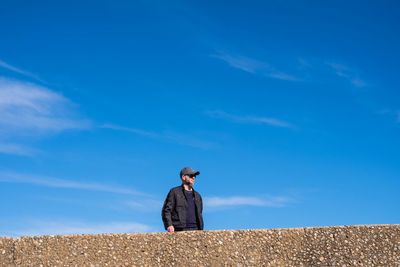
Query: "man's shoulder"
169 186 182 193
169 185 201 197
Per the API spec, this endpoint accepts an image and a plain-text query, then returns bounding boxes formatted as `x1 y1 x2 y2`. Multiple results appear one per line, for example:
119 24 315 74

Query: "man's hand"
167 225 175 232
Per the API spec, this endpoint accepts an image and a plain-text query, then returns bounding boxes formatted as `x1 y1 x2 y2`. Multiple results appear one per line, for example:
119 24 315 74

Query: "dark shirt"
184 190 198 228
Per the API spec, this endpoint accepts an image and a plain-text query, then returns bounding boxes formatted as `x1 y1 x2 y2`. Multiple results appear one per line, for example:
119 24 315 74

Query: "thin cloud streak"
163 131 221 149
0 143 37 156
205 196 290 208
125 199 163 211
206 110 295 129
0 60 43 82
0 77 91 135
211 53 269 73
0 171 149 196
102 124 159 138
6 220 153 237
375 109 400 124
211 51 299 81
266 72 299 81
102 124 220 150
325 62 367 88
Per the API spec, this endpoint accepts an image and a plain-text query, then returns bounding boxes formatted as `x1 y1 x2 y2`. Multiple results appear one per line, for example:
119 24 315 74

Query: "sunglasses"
187 174 196 178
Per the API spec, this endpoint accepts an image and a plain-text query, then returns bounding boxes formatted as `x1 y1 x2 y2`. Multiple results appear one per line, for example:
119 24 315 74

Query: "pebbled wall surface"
0 238 14 267
1 224 400 266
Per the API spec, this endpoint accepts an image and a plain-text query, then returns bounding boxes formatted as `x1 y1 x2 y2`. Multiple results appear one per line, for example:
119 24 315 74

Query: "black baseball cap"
180 167 200 177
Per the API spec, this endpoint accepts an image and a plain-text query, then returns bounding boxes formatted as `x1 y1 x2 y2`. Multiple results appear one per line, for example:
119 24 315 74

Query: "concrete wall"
1 224 400 266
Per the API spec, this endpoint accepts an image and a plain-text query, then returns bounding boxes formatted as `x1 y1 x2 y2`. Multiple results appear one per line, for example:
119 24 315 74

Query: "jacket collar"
181 184 197 199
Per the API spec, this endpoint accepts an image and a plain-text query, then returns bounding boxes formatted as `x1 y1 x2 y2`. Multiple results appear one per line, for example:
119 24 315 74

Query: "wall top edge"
2 224 399 239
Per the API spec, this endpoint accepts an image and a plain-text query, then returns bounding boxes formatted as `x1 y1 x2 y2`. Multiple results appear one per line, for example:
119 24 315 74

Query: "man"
162 167 204 232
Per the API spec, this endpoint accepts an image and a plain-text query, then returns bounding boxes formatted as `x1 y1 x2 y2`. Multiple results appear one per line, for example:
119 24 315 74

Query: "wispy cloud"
33 194 162 214
211 51 299 81
125 199 163 211
373 108 400 124
212 52 369 86
205 110 295 129
6 220 153 237
205 195 291 208
0 60 43 82
102 124 220 150
0 77 91 135
102 124 159 138
0 77 91 156
0 143 37 156
163 131 220 149
0 171 149 196
211 53 269 73
326 62 367 88
265 72 299 81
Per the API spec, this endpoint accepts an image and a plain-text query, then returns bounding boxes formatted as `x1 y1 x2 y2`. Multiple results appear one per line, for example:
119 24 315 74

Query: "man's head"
180 167 200 187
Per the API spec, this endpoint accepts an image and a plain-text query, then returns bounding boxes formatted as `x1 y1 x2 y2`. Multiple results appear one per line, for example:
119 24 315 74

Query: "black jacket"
162 185 204 230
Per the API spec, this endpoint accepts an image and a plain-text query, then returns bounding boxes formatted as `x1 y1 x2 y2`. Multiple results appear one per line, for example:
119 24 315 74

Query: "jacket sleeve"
161 189 175 230
200 194 203 213
196 192 204 230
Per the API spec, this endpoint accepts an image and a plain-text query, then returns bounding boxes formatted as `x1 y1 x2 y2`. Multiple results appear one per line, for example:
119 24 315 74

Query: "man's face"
181 174 196 186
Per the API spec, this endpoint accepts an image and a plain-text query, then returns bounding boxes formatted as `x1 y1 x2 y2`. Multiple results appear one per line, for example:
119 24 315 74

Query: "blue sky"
0 0 399 237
